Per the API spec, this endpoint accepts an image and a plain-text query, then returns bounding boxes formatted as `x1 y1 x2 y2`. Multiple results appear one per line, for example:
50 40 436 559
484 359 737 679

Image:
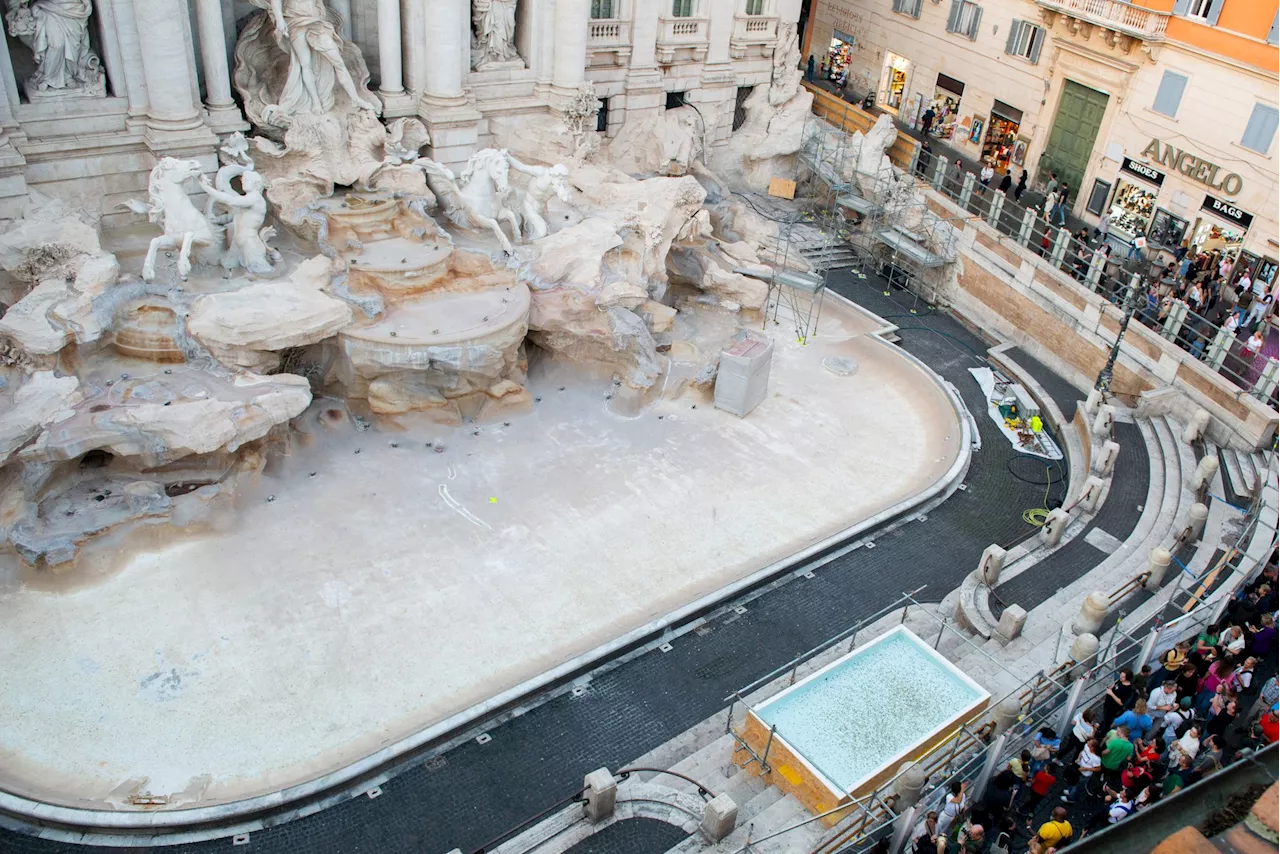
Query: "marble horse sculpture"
416 149 522 254
121 158 220 282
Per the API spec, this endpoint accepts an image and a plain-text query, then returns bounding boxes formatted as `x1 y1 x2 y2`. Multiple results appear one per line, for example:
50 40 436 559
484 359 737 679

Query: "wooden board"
768 177 797 199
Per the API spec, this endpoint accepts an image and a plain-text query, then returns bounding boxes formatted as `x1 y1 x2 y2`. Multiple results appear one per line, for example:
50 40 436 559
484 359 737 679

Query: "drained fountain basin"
738 627 989 819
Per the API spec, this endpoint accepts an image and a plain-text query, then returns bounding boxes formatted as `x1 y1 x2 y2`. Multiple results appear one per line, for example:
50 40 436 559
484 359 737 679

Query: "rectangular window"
946 0 983 41
744 0 764 13
1151 70 1188 118
671 0 693 16
1241 103 1279 155
1174 0 1223 25
596 98 609 133
666 91 687 109
1004 19 1045 63
590 0 614 18
891 0 923 18
732 86 752 132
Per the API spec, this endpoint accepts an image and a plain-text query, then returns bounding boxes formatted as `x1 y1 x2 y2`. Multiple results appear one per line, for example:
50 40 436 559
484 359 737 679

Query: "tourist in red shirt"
1255 706 1279 745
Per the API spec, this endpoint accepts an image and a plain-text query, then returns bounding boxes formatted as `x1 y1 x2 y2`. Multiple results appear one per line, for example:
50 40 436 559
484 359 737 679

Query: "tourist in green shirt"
1100 725 1133 785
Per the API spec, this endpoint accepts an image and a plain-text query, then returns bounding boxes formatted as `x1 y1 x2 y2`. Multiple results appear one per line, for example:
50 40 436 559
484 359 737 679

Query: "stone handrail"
587 18 630 44
1036 0 1170 40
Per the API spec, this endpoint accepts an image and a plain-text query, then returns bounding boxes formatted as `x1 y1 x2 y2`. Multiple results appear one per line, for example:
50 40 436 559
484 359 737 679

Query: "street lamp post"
1095 272 1144 393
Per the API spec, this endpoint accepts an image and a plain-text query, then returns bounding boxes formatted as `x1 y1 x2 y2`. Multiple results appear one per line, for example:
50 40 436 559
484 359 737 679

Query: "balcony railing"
657 16 710 63
730 14 779 58
1036 0 1170 41
586 18 632 66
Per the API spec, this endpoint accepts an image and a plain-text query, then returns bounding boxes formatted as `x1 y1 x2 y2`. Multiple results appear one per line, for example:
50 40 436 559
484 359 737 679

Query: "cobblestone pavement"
2 269 1077 854
993 420 1150 617
562 819 688 854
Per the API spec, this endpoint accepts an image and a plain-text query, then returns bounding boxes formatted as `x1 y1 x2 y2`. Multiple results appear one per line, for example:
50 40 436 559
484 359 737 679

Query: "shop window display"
1147 208 1188 251
825 33 854 85
981 115 1020 172
1109 180 1157 237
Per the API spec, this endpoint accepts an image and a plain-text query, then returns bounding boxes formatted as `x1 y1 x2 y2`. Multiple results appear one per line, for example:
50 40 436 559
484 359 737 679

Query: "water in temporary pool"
755 630 985 792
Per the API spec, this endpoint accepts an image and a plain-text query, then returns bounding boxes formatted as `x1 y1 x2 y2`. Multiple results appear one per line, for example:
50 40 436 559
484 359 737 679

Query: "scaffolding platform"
874 226 948 268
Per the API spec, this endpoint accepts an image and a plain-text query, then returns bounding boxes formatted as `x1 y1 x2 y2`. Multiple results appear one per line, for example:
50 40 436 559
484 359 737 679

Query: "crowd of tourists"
907 558 1279 854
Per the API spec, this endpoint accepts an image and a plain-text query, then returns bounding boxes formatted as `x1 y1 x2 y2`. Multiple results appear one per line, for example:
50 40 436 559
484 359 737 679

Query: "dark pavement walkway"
2 269 1102 854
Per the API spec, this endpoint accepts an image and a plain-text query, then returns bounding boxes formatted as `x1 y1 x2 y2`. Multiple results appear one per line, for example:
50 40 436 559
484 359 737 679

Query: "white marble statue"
4 0 103 97
506 154 572 241
235 0 379 130
471 0 518 69
415 150 521 254
121 158 220 282
199 171 278 276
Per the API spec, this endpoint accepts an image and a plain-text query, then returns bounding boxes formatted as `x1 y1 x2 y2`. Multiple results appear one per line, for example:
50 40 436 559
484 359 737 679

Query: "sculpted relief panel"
4 0 104 100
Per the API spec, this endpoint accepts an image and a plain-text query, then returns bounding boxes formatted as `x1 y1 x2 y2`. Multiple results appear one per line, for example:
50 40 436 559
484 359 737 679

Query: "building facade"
0 0 791 226
802 0 1280 286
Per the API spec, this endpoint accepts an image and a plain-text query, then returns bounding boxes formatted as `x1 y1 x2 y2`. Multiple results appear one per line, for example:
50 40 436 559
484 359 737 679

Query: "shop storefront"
1109 157 1164 238
981 100 1023 173
927 73 964 140
824 30 854 84
879 52 911 112
1191 193 1253 268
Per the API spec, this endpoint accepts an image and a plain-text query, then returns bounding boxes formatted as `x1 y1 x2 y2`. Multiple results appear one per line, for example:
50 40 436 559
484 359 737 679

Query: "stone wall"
926 191 1278 450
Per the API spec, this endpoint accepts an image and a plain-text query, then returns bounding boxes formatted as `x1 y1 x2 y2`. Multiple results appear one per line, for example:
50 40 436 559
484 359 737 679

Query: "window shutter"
1006 19 1021 55
968 4 983 40
1172 0 1190 14
1029 26 1045 63
1152 71 1187 117
1242 104 1279 155
1206 0 1224 26
911 0 923 17
1270 12 1278 44
947 0 962 32
892 0 903 13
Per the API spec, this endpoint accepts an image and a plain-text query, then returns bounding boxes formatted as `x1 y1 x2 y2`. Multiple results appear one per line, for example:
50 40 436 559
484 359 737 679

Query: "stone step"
735 779 787 823
1255 452 1278 491
665 732 737 795
1216 447 1254 506
720 764 770 811
729 793 820 854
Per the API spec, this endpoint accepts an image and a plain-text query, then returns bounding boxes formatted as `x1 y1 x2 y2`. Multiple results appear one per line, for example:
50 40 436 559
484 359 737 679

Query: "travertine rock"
187 256 353 371
0 194 102 286
20 370 312 465
0 372 82 464
530 218 622 289
0 250 120 359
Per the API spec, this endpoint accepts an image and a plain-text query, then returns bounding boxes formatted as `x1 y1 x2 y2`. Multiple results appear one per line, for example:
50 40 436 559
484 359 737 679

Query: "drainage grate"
733 605 748 615
233 833 251 846
659 642 674 653
476 733 492 745
366 787 383 799
424 756 447 771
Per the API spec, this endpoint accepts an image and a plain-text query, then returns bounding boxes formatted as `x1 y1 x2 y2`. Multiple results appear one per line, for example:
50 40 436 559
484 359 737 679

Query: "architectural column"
416 0 480 168
330 0 353 40
377 0 413 115
193 0 247 131
624 0 665 129
0 14 28 219
402 0 429 96
551 0 591 96
131 0 217 153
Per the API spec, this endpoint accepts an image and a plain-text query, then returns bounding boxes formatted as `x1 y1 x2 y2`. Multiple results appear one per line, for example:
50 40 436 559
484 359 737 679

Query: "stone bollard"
1081 476 1106 513
1039 508 1070 547
1085 387 1104 417
1191 455 1219 492
992 695 1023 733
1073 591 1109 635
700 792 737 842
1095 440 1120 477
893 761 927 808
979 544 1008 587
1182 502 1209 543
1092 404 1115 438
997 604 1028 642
1069 633 1100 675
1142 547 1172 591
584 768 617 823
1181 409 1211 444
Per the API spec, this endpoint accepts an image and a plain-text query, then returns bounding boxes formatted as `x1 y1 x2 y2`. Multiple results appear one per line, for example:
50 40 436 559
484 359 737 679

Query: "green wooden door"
1039 80 1109 195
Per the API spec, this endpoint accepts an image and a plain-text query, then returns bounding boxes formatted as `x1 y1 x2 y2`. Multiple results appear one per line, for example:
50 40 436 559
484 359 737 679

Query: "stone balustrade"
729 14 778 58
657 16 711 64
1036 0 1170 41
